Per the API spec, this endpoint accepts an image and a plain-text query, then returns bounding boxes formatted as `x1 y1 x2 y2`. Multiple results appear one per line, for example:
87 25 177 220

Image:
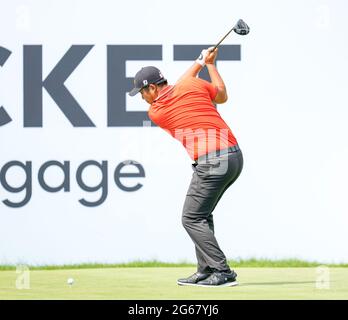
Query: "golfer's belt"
196 144 240 163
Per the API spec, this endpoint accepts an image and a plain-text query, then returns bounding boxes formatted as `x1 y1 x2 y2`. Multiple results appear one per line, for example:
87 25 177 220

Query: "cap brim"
128 87 141 97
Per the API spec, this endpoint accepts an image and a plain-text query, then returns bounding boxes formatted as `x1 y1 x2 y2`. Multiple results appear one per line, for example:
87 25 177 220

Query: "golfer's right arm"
205 49 228 104
176 47 228 104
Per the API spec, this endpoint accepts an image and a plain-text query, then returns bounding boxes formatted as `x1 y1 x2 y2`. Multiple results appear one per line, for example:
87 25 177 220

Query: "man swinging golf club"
129 20 248 287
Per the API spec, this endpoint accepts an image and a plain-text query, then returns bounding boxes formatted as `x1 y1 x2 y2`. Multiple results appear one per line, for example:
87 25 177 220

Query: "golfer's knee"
181 214 192 230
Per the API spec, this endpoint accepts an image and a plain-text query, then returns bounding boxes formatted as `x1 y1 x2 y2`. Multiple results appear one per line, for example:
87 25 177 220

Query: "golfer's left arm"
176 48 211 83
176 63 203 83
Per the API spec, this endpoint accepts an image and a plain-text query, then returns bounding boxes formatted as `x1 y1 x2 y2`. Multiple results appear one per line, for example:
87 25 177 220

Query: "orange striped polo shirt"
148 77 237 160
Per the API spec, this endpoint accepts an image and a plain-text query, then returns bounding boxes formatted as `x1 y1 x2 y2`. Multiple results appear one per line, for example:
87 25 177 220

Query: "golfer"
129 47 243 287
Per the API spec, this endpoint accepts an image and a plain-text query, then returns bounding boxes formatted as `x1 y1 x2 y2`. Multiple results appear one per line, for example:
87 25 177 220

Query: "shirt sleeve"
197 78 218 100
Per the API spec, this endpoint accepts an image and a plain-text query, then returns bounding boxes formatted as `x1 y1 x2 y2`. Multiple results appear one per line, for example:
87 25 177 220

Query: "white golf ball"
67 278 74 285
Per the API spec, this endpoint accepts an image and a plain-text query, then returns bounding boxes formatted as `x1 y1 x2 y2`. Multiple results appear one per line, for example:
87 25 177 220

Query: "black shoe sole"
196 280 238 288
177 281 201 286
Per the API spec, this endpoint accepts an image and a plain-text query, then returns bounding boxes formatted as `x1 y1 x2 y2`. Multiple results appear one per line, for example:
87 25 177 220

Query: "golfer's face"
141 85 156 104
140 89 151 103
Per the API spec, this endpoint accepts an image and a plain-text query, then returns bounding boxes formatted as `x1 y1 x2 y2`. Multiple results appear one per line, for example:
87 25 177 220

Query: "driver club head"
233 19 250 35
211 18 250 51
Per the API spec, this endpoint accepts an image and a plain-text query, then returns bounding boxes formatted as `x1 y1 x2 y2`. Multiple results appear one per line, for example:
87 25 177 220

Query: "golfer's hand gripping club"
196 47 217 67
196 49 210 67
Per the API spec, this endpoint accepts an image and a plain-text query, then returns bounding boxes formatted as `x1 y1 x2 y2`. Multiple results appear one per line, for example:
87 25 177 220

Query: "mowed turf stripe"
0 267 347 300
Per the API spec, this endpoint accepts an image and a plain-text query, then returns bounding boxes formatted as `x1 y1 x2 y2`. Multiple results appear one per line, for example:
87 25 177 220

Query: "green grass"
1 258 348 271
1 259 347 299
0 267 347 300
0 261 194 271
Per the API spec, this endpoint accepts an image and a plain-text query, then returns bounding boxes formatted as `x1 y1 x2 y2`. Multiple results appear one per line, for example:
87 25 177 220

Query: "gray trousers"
182 148 243 273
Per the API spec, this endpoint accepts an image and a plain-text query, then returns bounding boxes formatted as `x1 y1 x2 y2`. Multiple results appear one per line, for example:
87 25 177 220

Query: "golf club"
211 19 250 51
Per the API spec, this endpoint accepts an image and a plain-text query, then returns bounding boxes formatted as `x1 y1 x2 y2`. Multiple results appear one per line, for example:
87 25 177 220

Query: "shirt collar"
153 85 173 102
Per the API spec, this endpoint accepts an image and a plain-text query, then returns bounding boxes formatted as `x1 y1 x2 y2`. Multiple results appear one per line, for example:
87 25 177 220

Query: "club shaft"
212 27 235 51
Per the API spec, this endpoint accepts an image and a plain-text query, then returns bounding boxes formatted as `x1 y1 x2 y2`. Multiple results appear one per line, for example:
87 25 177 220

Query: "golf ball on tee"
67 278 74 285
